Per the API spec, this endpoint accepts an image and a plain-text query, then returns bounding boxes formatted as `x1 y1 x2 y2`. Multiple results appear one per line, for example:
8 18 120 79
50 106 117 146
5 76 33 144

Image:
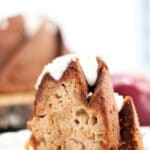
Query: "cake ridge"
35 54 99 89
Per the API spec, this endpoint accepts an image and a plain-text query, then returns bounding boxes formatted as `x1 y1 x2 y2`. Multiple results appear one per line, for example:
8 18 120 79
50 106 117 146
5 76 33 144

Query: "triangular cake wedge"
27 55 120 150
119 96 144 150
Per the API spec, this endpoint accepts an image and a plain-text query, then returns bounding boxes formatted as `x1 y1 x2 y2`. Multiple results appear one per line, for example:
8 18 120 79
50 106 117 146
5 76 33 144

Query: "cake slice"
27 55 144 150
119 96 144 149
27 55 120 150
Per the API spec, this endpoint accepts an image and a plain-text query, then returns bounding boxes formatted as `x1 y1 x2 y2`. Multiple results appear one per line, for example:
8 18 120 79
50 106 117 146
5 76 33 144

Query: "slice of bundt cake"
27 55 143 150
28 55 120 149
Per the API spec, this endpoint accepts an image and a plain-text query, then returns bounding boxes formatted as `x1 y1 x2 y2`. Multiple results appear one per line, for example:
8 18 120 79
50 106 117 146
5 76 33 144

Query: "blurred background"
0 0 149 131
0 0 148 73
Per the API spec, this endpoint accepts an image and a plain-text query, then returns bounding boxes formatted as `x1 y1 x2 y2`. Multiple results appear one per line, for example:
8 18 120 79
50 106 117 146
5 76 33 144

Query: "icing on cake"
35 54 99 89
22 15 43 37
0 15 43 36
114 93 124 112
0 18 9 30
79 55 98 86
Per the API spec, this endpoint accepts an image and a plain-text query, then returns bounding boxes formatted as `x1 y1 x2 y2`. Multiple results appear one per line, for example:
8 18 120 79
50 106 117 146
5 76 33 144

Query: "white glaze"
79 55 98 86
35 54 99 89
87 92 93 98
35 54 77 89
22 15 43 37
114 93 124 112
0 18 9 30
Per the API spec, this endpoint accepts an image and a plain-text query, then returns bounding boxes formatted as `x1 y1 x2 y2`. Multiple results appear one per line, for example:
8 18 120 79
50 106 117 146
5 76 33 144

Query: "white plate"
0 130 30 150
0 127 150 150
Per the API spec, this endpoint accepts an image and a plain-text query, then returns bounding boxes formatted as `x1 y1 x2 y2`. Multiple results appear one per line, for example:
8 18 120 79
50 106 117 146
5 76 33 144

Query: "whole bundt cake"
0 14 68 93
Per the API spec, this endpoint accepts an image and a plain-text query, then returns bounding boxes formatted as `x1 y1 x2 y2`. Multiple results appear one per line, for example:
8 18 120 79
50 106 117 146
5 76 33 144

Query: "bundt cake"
0 14 68 92
27 55 143 150
0 14 68 130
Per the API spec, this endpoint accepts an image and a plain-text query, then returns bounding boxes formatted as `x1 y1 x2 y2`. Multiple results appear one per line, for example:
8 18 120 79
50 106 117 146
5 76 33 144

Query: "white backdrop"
0 0 141 73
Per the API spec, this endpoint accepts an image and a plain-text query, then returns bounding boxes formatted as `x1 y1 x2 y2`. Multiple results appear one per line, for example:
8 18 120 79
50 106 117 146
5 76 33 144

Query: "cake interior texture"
30 78 106 149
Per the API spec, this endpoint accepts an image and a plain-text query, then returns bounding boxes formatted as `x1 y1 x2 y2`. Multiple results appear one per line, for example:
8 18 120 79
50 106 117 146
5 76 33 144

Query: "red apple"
112 74 150 125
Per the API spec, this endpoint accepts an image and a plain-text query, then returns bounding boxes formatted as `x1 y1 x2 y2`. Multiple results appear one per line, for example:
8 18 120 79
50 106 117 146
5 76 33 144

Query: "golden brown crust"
28 57 119 149
89 57 120 149
0 15 69 93
119 96 144 150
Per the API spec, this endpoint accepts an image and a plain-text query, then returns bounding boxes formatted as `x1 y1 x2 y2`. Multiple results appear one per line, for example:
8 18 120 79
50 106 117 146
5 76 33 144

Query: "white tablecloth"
0 127 150 150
